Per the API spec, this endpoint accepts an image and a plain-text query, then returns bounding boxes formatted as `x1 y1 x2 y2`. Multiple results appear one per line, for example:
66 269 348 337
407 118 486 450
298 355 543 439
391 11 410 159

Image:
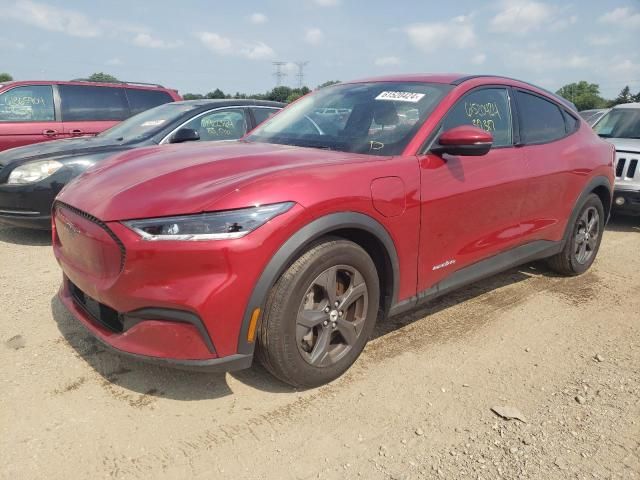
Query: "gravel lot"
1 217 639 480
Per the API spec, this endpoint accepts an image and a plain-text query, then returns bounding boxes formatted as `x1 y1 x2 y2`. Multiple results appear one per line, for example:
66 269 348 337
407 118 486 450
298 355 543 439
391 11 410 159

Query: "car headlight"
123 202 295 241
7 160 64 184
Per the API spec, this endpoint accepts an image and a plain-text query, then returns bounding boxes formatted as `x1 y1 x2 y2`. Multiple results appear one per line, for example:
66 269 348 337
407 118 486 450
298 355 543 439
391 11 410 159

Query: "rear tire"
547 193 604 276
256 239 380 388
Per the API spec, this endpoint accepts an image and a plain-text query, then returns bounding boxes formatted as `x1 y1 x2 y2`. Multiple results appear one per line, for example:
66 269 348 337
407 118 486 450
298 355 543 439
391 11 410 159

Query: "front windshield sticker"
375 91 425 103
141 120 166 127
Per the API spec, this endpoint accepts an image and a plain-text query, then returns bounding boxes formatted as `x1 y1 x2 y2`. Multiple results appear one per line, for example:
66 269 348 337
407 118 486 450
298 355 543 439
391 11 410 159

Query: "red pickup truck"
0 80 181 151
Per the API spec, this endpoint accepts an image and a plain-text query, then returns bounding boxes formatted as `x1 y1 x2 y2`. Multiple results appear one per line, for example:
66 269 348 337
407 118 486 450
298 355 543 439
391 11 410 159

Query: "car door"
59 84 130 139
417 86 529 292
0 84 60 151
514 89 582 243
175 108 250 142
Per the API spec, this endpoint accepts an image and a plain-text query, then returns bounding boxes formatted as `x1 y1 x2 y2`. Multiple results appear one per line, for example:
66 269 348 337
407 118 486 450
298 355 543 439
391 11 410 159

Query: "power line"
272 62 287 87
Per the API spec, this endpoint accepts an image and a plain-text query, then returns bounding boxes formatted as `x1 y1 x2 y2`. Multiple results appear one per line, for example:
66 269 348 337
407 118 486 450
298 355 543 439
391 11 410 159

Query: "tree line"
556 81 640 111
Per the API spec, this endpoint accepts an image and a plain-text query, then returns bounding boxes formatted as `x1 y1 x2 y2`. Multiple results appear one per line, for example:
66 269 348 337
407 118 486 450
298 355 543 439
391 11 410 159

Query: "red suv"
53 74 614 387
0 80 181 151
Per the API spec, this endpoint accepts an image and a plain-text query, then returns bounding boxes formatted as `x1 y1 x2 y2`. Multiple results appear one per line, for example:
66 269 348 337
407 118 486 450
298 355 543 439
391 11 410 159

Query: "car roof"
0 80 175 92
612 102 640 109
172 99 286 108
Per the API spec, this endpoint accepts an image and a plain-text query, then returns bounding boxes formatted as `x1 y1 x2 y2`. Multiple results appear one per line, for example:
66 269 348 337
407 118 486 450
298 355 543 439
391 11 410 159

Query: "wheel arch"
562 175 612 248
237 212 400 355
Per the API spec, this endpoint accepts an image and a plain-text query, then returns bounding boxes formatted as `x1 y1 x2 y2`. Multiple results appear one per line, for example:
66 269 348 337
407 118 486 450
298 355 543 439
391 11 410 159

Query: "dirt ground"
1 217 639 480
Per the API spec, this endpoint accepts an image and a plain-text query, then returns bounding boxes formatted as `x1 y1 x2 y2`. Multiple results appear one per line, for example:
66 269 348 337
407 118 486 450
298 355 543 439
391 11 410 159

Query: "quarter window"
442 88 513 147
59 85 129 121
182 109 248 142
251 107 279 126
126 89 174 115
0 85 55 122
516 91 566 144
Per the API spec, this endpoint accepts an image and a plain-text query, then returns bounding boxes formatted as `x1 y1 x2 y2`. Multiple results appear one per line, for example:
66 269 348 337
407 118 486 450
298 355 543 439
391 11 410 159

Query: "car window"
182 108 248 141
442 88 513 147
126 89 174 115
59 85 129 121
563 110 580 134
0 85 55 122
247 82 451 156
516 91 566 144
251 107 279 126
593 108 640 139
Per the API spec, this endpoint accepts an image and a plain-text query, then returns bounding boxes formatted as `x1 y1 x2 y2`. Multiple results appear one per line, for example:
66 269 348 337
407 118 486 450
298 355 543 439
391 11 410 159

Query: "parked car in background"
0 99 283 229
52 74 613 387
594 103 640 215
0 80 181 152
579 108 609 126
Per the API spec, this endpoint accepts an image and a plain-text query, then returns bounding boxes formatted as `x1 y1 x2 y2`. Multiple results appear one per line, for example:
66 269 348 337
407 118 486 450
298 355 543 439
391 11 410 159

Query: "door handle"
70 129 83 136
42 129 58 137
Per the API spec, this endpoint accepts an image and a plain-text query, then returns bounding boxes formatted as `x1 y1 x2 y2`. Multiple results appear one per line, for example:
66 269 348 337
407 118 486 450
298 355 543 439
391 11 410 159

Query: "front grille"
69 281 124 333
54 201 126 272
615 155 639 179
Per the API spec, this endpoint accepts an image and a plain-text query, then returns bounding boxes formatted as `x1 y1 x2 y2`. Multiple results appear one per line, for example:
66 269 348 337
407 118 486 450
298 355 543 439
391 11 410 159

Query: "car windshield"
246 82 452 156
593 108 640 138
98 102 199 142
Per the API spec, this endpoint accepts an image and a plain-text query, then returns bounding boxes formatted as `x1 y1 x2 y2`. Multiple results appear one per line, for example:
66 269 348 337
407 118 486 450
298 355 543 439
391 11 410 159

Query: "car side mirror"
170 128 200 144
430 125 493 156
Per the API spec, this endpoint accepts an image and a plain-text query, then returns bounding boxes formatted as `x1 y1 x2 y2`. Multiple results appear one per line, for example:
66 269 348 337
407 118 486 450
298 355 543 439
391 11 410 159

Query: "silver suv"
594 103 640 214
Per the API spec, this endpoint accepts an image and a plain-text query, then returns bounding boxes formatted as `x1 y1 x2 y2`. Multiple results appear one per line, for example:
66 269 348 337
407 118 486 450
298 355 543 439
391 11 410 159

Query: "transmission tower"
272 62 287 86
295 61 309 88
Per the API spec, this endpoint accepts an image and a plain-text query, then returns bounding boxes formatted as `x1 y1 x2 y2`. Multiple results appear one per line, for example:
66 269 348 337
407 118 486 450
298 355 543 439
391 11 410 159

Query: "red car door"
59 84 129 139
0 84 62 151
417 86 529 293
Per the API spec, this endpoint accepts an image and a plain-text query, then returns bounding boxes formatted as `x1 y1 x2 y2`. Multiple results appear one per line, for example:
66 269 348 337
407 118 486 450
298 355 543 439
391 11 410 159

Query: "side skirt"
388 240 562 317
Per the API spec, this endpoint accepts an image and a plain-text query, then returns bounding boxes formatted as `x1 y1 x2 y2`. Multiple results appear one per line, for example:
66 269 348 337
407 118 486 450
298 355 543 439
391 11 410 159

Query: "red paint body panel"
0 80 181 151
52 74 614 366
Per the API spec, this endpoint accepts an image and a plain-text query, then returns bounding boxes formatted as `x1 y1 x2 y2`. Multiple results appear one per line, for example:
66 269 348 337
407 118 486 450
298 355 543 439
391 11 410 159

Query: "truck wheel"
547 193 605 276
256 238 380 388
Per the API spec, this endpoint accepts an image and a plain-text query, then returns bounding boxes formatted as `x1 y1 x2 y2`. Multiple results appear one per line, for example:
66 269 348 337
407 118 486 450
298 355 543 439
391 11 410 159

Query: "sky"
0 0 639 98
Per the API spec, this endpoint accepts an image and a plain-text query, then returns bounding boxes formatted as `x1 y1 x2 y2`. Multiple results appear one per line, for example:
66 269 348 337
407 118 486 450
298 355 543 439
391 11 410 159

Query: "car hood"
607 138 640 153
0 136 136 167
57 141 371 222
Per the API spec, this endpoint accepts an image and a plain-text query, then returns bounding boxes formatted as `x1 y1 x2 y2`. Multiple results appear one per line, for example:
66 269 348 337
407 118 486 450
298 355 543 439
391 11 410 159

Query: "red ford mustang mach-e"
53 74 615 387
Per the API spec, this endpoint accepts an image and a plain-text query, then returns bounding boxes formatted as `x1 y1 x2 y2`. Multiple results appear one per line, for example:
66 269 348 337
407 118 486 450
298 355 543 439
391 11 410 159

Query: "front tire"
547 193 605 276
256 239 380 388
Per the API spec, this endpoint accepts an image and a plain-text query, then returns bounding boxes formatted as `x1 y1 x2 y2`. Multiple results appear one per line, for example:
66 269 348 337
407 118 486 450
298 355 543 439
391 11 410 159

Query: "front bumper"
612 189 640 215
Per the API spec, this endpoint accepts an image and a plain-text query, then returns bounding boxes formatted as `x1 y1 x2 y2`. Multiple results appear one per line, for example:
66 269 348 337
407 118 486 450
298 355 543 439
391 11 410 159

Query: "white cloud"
490 0 553 34
6 0 100 37
587 35 618 47
241 42 275 59
106 57 122 66
600 7 640 28
406 16 475 53
249 13 268 24
471 53 487 65
511 49 594 73
550 14 577 31
197 32 233 54
313 0 339 6
197 32 275 60
305 27 324 45
374 56 401 66
132 33 182 49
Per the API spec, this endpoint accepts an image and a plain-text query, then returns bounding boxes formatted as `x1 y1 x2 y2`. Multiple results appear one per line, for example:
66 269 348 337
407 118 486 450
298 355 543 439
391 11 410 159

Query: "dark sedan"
0 99 284 229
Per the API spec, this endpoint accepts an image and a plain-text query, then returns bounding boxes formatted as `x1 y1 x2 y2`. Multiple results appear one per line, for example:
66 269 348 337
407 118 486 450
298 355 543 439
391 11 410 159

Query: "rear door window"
59 85 129 121
0 85 55 122
516 91 566 144
126 89 174 115
442 88 513 147
251 107 279 126
181 108 248 141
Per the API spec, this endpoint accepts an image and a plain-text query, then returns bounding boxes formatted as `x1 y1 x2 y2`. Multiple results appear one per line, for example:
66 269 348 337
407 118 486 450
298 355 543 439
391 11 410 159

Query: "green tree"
317 80 340 89
87 72 119 83
610 86 634 106
183 93 204 100
267 86 293 102
206 88 226 99
0 72 13 82
633 91 640 103
556 81 606 111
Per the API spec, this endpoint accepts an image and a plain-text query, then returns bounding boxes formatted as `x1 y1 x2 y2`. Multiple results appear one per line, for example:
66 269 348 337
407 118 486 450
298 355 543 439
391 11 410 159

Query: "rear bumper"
612 189 640 214
0 211 51 229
